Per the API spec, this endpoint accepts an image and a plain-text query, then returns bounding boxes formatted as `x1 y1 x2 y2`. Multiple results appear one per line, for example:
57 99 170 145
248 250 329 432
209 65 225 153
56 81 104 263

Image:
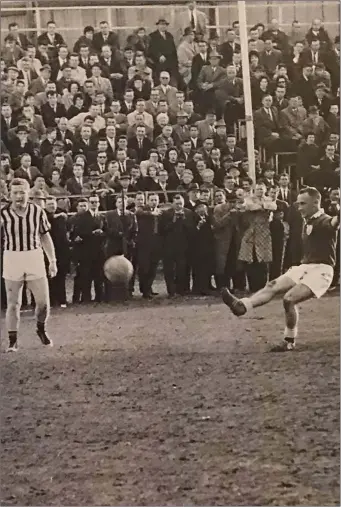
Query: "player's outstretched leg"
272 283 314 352
27 277 53 347
221 276 296 316
5 279 23 352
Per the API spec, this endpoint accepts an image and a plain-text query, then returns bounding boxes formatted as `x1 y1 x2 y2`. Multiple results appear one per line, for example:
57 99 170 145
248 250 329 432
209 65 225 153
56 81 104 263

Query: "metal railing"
1 1 339 38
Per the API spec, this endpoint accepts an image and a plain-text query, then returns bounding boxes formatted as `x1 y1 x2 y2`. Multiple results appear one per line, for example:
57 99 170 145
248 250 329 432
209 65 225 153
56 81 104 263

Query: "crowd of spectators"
1 1 340 307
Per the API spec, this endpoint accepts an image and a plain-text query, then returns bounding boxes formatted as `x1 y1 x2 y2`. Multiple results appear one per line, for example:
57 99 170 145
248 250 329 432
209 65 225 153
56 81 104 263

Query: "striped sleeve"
39 208 51 235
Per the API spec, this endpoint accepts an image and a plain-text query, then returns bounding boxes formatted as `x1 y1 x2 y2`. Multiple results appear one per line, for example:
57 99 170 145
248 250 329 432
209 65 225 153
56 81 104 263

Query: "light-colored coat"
177 40 198 84
280 106 307 138
89 76 113 101
197 65 226 90
212 204 238 275
176 9 208 40
238 197 276 263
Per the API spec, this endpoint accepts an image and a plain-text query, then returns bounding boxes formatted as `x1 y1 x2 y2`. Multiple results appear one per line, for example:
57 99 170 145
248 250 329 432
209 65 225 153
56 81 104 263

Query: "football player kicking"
222 187 340 351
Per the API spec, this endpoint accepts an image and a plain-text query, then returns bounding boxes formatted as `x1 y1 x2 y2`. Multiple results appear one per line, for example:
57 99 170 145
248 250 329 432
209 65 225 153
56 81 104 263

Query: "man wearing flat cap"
197 51 226 114
148 18 179 86
177 27 197 86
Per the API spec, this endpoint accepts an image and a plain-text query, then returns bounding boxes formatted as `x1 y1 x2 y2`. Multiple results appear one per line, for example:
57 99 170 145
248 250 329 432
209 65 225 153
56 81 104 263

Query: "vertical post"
35 7 42 37
238 0 256 183
215 4 220 37
278 5 283 27
107 7 112 28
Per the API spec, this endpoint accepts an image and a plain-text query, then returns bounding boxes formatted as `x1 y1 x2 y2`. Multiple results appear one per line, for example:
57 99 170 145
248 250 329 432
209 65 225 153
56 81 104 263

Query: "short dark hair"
299 186 321 201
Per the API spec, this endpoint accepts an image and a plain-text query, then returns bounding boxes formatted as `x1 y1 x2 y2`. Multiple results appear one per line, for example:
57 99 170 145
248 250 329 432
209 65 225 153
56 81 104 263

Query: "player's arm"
41 232 57 265
330 214 340 229
39 208 57 277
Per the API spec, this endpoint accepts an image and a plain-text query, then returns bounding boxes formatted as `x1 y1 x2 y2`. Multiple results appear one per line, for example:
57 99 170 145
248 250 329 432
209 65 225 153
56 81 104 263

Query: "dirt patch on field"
0 294 339 505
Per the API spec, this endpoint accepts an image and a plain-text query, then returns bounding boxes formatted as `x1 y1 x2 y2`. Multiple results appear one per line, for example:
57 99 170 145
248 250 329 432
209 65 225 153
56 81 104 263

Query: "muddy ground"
0 292 339 505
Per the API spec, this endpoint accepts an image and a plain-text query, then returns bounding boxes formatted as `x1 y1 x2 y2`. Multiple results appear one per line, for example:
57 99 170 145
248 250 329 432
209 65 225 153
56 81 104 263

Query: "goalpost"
237 0 256 182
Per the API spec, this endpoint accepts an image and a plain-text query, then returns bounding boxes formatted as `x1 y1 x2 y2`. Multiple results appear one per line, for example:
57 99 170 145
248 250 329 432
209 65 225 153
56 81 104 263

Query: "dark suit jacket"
293 76 316 110
72 210 106 259
254 107 281 145
99 53 125 78
259 49 283 76
158 207 196 254
127 137 153 163
278 187 297 206
65 177 89 196
190 52 210 88
219 42 241 67
37 32 65 48
93 32 120 53
17 68 38 83
105 209 137 257
148 30 178 75
41 103 67 128
14 166 41 185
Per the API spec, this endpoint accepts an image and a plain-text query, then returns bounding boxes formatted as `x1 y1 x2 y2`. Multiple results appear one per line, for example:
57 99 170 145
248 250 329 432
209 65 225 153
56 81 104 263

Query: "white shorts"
284 263 334 299
3 248 47 282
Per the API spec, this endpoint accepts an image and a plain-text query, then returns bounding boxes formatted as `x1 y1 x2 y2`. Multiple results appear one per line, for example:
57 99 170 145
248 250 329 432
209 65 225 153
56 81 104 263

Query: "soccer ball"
104 255 134 285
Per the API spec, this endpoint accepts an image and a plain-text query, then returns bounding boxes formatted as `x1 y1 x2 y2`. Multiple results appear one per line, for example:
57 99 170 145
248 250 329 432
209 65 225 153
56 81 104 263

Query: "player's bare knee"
36 303 49 321
283 293 295 309
265 280 278 295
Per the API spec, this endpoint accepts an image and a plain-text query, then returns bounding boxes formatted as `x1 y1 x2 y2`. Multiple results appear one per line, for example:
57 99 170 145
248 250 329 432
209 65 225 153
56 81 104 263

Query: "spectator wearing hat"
197 51 225 114
302 105 330 146
177 27 197 86
172 111 190 146
148 19 179 86
153 71 177 106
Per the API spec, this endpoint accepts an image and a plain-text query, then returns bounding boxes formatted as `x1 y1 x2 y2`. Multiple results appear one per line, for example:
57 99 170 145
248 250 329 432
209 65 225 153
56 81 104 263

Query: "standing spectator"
159 194 195 297
197 52 226 114
72 193 106 303
177 27 197 87
219 28 240 68
176 1 208 39
238 182 276 292
136 193 162 299
45 196 69 307
93 21 120 53
148 19 179 86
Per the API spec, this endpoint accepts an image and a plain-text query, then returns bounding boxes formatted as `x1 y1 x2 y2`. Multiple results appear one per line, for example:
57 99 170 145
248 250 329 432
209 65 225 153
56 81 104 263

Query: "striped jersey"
0 202 51 252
